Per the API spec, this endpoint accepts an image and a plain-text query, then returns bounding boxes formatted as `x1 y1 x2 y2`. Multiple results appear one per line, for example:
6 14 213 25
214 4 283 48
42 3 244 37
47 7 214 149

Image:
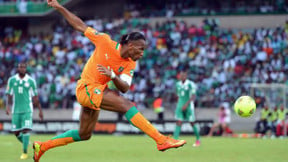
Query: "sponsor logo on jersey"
25 82 30 87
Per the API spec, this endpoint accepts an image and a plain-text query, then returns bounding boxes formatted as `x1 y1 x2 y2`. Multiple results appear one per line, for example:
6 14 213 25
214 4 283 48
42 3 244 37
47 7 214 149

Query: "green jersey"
6 74 38 114
176 79 197 105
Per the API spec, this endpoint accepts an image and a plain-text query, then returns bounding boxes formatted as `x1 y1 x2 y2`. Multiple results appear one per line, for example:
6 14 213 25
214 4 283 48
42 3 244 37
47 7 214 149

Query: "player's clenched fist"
47 0 61 9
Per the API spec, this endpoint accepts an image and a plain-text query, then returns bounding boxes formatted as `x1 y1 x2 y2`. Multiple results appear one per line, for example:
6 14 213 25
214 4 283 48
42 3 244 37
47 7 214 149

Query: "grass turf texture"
0 135 287 162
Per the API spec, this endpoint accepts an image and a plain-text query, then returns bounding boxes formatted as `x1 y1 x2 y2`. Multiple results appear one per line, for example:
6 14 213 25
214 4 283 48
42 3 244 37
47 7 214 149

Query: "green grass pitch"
0 135 287 162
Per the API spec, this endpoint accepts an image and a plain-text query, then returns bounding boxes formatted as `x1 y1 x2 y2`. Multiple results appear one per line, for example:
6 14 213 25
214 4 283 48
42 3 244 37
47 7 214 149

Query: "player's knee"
14 132 20 136
79 131 92 141
80 133 92 141
22 129 30 134
119 99 134 114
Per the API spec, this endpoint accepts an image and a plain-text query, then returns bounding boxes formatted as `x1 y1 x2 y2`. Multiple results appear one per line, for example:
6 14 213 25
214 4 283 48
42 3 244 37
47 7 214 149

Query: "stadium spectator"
264 106 278 139
276 105 288 137
207 102 232 136
124 0 288 17
254 105 270 135
17 0 28 14
153 96 164 121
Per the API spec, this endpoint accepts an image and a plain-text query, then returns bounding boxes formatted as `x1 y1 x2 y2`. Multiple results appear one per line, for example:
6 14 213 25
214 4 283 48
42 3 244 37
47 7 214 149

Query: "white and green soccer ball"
234 96 256 118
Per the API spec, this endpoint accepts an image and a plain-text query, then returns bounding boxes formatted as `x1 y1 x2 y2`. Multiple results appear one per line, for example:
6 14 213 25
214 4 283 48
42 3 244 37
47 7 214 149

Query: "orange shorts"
76 80 107 110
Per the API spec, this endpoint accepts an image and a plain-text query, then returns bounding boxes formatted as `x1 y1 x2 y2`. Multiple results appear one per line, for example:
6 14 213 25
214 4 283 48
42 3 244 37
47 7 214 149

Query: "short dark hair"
18 62 27 67
179 69 188 73
120 32 146 45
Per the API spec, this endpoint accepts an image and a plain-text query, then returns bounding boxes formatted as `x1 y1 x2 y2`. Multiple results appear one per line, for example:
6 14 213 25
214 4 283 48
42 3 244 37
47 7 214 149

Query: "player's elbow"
120 87 129 93
119 84 130 93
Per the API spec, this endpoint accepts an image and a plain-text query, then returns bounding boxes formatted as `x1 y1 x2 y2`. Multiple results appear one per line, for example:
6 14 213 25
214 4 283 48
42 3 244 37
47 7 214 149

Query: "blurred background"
0 0 287 135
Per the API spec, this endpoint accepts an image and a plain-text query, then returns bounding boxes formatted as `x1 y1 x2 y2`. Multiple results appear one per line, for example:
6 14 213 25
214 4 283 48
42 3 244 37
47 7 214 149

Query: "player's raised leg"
100 89 186 151
33 107 99 162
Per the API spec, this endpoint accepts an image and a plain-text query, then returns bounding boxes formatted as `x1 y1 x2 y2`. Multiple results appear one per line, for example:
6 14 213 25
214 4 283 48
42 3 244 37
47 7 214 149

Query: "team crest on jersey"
25 82 30 87
14 83 17 86
118 66 124 73
130 69 134 76
94 88 101 95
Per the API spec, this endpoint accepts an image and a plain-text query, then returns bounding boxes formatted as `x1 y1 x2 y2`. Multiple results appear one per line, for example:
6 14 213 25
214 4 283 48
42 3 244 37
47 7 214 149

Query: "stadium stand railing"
0 0 70 16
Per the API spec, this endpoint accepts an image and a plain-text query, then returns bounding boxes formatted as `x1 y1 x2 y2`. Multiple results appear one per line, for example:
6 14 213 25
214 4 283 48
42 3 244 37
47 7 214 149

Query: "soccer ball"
234 96 256 118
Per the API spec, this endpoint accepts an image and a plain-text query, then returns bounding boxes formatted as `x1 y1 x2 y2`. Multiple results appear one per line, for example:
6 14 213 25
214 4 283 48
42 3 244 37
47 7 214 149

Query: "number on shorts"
25 120 30 127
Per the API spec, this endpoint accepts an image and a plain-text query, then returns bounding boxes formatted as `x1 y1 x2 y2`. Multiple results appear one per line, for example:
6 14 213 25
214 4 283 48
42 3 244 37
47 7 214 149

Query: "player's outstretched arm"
5 95 12 115
33 96 44 120
47 0 87 33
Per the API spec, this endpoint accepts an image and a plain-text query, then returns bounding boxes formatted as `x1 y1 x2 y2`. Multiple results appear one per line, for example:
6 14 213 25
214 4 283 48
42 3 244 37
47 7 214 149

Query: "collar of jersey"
180 80 189 85
16 74 29 81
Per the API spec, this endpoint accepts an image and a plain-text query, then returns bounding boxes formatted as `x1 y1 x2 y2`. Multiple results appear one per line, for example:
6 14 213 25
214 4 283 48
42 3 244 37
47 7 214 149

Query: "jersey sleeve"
30 79 38 96
84 27 111 45
5 77 13 95
189 81 197 95
120 62 135 78
119 62 136 86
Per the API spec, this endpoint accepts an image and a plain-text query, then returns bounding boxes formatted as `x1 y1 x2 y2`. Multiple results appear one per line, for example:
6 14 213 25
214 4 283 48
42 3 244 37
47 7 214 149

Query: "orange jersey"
80 27 136 85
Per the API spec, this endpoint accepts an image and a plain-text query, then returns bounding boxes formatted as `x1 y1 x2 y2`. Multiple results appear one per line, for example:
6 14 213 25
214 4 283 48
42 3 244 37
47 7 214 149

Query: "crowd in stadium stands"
124 0 288 17
0 18 288 109
0 0 43 2
1 0 288 16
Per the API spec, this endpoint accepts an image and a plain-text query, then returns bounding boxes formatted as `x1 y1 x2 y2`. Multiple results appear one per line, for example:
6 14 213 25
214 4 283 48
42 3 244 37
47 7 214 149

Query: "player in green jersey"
5 63 44 160
173 71 200 147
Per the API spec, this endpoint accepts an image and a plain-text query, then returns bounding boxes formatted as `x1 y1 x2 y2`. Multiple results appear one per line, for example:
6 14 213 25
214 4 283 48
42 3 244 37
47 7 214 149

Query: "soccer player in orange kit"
33 0 186 161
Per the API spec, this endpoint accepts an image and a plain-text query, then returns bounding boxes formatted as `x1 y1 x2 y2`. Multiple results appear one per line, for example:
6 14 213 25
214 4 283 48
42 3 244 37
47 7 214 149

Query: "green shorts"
11 112 33 131
175 102 196 122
